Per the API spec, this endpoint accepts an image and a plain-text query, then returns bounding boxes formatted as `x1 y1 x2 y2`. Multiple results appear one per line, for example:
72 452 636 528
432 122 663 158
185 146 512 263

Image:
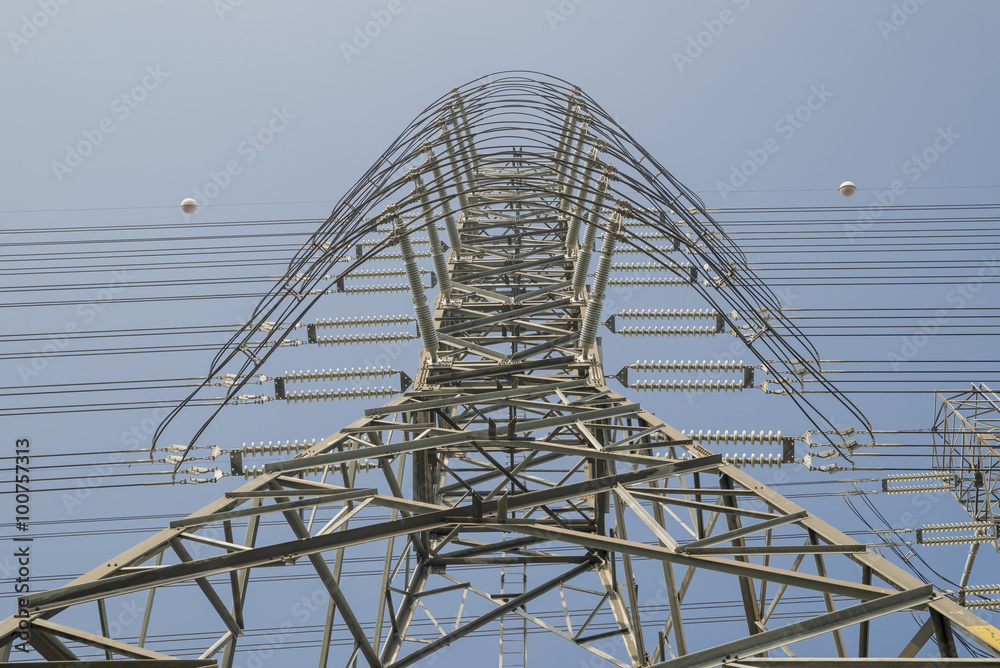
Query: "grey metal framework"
927 385 1000 552
3 73 999 666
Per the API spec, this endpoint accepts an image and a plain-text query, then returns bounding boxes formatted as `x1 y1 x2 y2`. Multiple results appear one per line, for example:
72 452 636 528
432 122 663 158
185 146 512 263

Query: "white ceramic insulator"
618 326 717 337
618 308 717 320
630 379 743 392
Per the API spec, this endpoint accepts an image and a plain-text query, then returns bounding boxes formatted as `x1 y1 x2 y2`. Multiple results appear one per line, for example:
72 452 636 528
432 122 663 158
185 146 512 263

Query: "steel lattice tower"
3 73 999 667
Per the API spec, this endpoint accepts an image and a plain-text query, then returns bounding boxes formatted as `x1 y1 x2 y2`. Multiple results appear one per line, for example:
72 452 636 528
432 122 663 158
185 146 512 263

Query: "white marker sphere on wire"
180 198 198 213
839 181 857 198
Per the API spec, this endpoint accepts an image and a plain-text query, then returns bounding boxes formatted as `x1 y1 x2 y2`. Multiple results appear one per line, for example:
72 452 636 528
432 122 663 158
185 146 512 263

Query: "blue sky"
2 0 999 663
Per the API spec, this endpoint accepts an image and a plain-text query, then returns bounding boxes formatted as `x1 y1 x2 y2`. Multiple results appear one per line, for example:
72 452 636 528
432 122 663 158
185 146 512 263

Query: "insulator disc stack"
962 600 1000 610
682 430 782 446
618 326 718 337
241 439 320 457
918 534 995 546
361 237 431 248
722 453 782 468
285 387 398 403
362 251 433 262
316 333 416 346
345 268 409 279
616 246 675 255
631 360 744 373
285 367 398 383
630 380 743 392
315 315 414 329
617 308 717 321
964 584 1000 595
609 277 689 287
884 471 956 482
340 284 410 295
612 262 692 273
919 521 993 533
882 483 953 495
242 462 379 479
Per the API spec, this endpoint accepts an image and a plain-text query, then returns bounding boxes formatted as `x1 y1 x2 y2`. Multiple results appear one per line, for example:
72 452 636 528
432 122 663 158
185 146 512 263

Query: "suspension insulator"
241 439 319 457
631 360 744 373
579 205 625 352
918 534 995 546
964 584 1000 595
609 277 689 287
242 462 379 478
344 268 409 279
360 237 431 248
884 471 956 482
683 430 782 446
882 483 952 495
359 251 433 262
629 231 685 241
612 262 692 273
284 367 397 383
722 453 783 468
314 315 414 329
618 308 718 321
919 521 994 533
571 169 613 300
393 212 440 362
338 284 410 295
412 171 454 301
440 110 471 215
559 114 592 215
618 326 717 337
285 386 397 403
963 599 1000 610
316 332 416 346
566 144 603 257
615 246 676 255
630 379 743 393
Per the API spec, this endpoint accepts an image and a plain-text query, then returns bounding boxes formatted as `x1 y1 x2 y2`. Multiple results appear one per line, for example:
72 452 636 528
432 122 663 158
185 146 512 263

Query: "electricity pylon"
4 73 999 667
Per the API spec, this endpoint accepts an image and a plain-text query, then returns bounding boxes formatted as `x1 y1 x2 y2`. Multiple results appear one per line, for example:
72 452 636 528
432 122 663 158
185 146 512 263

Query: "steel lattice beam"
2 72 998 667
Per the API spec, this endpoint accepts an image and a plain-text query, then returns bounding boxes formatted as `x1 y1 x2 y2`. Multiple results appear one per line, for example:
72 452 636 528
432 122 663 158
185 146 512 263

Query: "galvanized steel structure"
3 73 999 667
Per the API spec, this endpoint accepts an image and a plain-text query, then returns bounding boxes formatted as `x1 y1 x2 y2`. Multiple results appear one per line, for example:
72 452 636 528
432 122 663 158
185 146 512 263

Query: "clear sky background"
2 0 1000 664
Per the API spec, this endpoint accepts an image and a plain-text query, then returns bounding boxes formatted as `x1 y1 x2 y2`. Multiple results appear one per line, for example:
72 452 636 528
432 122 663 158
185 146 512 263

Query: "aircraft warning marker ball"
839 181 857 197
180 198 198 213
